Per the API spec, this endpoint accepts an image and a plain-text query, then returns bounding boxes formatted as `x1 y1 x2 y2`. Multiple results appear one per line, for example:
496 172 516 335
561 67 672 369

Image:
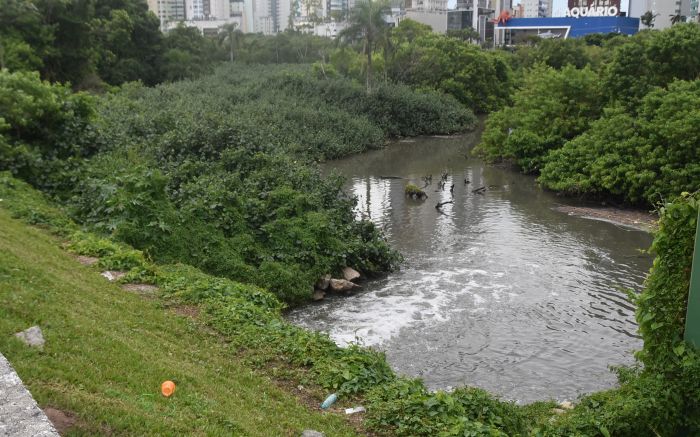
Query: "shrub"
539 80 700 205
475 64 603 173
364 378 524 436
0 70 97 192
67 65 463 303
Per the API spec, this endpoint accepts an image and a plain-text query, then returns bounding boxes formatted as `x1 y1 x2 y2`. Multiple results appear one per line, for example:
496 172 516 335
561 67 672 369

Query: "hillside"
0 206 357 436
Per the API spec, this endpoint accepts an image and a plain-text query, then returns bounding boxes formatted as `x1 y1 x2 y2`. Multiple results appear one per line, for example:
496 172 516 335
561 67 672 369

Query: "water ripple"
287 137 653 403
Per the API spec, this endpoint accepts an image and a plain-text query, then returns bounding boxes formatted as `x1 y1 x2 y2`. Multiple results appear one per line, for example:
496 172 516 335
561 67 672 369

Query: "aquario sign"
565 5 619 17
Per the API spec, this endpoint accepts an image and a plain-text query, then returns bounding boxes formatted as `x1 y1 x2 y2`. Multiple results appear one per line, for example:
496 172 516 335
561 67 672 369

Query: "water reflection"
287 136 653 403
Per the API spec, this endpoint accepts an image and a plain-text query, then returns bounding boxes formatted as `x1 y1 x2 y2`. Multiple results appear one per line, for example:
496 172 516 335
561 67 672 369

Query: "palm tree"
338 0 390 93
446 27 480 44
218 23 242 62
640 11 659 28
669 14 686 25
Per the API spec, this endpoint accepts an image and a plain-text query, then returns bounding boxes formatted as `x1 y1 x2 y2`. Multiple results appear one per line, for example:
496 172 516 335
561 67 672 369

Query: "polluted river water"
286 132 654 403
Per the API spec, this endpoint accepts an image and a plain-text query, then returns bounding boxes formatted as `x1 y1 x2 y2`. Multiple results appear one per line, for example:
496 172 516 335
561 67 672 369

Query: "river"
287 132 654 403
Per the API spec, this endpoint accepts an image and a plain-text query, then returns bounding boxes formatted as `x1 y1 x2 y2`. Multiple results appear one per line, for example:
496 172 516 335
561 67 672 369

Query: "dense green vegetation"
0 65 472 304
3 158 699 436
478 64 603 173
0 71 97 193
0 178 358 436
330 18 513 112
477 24 700 206
81 64 471 304
2 0 514 109
0 0 338 87
540 80 700 204
2 0 700 433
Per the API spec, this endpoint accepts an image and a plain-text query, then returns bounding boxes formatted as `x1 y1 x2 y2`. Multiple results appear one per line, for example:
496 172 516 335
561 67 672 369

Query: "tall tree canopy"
339 0 390 92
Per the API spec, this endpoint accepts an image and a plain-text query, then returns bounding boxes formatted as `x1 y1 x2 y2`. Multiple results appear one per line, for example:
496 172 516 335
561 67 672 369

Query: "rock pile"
312 267 362 301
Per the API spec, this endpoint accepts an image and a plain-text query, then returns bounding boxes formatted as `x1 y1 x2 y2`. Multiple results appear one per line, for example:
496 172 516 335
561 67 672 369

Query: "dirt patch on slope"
44 407 77 435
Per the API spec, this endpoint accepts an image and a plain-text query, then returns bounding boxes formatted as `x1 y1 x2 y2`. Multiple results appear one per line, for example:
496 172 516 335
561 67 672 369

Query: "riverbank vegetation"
1 65 472 305
0 179 358 436
2 0 700 433
3 156 699 436
476 24 700 206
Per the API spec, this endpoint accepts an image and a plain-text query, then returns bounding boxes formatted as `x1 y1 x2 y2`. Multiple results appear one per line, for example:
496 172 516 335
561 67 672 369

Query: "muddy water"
287 133 654 403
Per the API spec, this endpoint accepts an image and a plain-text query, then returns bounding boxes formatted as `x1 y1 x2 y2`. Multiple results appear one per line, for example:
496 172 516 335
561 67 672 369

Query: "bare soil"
121 283 158 297
170 304 200 319
554 205 657 232
43 407 77 435
75 255 99 266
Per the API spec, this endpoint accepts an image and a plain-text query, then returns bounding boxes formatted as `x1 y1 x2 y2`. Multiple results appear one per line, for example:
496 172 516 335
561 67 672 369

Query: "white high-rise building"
629 0 691 28
148 0 187 29
408 0 448 10
152 0 293 34
252 0 293 34
520 0 551 16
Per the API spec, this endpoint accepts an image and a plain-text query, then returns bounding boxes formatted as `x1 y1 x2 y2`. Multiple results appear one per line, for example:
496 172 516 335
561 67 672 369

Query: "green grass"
0 208 357 436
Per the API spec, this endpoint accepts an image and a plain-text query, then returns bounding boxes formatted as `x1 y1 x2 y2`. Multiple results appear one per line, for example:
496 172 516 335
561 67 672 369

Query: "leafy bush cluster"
0 70 98 193
477 24 700 206
382 23 513 113
539 81 700 204
0 62 471 304
60 64 471 303
477 64 603 173
272 72 475 138
1 0 338 88
509 38 603 71
328 19 513 113
364 378 525 436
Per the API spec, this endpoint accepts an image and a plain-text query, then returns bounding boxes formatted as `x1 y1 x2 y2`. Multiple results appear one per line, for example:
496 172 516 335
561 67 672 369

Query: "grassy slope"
0 208 356 436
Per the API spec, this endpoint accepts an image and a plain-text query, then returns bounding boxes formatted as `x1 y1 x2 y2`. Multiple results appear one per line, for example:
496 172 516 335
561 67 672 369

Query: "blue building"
495 16 639 42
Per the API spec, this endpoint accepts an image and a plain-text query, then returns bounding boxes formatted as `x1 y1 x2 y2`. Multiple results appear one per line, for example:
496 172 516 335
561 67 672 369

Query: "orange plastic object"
161 380 176 397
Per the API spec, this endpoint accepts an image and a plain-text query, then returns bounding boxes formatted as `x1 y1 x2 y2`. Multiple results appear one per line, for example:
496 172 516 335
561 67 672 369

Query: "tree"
0 0 53 72
528 38 592 69
446 27 479 44
0 69 96 190
391 18 432 44
381 33 512 112
646 23 700 85
0 0 164 86
161 25 218 81
218 23 241 62
339 0 390 92
300 0 323 24
640 11 658 28
475 64 603 171
539 80 700 205
669 14 686 25
93 0 164 86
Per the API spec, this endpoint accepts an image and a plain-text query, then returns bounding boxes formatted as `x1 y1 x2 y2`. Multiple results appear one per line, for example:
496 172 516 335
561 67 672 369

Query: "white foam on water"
291 266 502 347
